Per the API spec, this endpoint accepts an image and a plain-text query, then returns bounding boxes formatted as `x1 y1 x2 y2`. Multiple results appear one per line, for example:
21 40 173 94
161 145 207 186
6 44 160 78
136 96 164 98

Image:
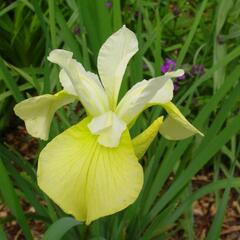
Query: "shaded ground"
1 124 240 240
1 125 43 240
170 174 240 240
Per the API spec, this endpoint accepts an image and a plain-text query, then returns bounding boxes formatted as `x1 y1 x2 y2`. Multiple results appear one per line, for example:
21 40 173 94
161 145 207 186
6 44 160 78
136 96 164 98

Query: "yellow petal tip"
133 116 164 159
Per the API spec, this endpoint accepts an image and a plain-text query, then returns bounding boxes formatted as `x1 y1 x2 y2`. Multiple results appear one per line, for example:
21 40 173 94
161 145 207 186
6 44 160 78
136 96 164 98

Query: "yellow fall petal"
37 117 143 225
132 117 163 159
14 91 76 140
159 102 204 140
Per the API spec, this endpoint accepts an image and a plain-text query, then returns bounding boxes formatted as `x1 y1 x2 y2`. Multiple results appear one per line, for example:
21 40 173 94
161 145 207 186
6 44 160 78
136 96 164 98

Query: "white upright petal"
59 69 77 96
148 69 184 104
14 91 76 140
48 49 109 117
115 69 185 125
149 79 174 104
88 111 126 148
165 69 184 78
59 69 103 97
116 74 176 125
97 25 138 108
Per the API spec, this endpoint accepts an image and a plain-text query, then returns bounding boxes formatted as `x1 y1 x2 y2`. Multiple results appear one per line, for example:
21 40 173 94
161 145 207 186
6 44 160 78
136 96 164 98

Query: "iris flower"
14 26 203 224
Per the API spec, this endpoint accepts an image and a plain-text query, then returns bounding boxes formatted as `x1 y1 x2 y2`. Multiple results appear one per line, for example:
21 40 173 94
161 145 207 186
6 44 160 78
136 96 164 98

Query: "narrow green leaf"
55 6 82 61
0 225 7 240
48 0 57 49
0 143 36 180
213 0 233 91
150 114 240 218
1 157 48 218
0 1 19 17
177 0 209 66
178 45 240 105
141 178 240 239
0 57 24 102
113 0 122 30
205 188 230 240
42 217 82 240
0 159 32 240
206 150 236 240
0 83 32 102
76 0 101 57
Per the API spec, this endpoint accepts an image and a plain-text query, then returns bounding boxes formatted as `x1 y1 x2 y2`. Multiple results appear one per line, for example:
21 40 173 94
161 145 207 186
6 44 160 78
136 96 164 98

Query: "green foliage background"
0 0 240 239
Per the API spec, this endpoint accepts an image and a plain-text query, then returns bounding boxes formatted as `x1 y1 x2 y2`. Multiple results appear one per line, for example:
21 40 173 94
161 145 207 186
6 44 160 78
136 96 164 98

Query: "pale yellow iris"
14 26 203 224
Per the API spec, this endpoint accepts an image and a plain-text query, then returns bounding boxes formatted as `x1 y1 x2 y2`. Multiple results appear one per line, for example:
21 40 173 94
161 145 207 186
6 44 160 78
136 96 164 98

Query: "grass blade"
0 158 32 240
0 225 7 240
55 5 82 61
177 0 209 66
178 45 240 104
0 57 24 102
147 114 240 226
48 0 57 49
42 217 82 240
141 178 240 239
205 188 230 240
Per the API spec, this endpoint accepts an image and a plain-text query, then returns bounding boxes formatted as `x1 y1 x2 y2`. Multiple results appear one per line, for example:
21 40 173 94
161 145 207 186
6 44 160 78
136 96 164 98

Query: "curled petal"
14 91 76 140
159 102 204 140
88 111 126 148
48 49 109 116
116 72 178 125
37 117 143 224
133 116 163 159
148 70 184 105
59 69 77 96
59 69 103 97
148 79 174 105
164 69 184 78
97 25 138 108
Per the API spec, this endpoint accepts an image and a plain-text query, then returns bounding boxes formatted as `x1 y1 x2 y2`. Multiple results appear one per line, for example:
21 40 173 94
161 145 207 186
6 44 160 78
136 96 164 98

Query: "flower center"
88 111 126 148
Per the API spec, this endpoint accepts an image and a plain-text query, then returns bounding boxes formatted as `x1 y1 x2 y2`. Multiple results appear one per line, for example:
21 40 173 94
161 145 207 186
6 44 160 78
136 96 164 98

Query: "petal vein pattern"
14 91 76 140
37 117 143 224
48 49 109 116
159 102 204 140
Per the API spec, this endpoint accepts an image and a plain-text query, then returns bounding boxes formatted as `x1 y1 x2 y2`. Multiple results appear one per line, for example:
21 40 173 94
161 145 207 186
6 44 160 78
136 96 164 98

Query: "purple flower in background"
160 59 205 93
143 63 148 70
73 26 81 36
176 74 185 80
134 11 141 19
105 1 112 8
173 83 180 92
161 58 185 86
192 98 198 106
191 64 205 76
171 4 181 16
160 58 186 92
161 58 176 74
